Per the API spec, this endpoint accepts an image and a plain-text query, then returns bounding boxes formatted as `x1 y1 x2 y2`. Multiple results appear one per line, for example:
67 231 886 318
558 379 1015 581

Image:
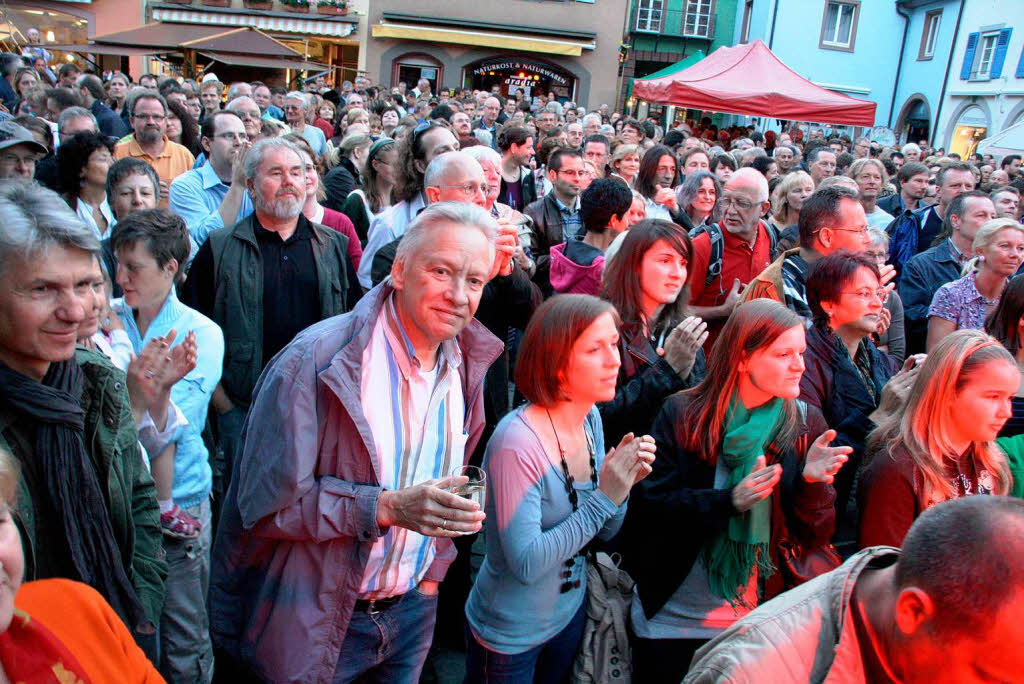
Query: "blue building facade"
734 0 959 142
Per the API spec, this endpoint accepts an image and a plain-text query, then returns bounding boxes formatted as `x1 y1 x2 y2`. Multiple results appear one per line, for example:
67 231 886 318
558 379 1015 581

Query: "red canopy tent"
632 39 876 127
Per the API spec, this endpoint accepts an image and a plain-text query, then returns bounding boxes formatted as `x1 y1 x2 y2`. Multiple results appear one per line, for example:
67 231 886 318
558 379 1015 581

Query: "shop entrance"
465 56 576 102
950 105 988 159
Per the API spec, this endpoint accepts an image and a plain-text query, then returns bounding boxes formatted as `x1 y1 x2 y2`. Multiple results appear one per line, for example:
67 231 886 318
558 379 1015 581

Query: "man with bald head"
687 168 777 348
370 151 489 285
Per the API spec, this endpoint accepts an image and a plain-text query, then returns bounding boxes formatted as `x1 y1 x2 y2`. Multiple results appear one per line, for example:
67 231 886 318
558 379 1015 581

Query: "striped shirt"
555 195 582 243
358 294 466 599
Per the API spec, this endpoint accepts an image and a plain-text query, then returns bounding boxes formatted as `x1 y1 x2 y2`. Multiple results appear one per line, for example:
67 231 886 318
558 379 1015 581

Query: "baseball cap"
0 121 47 155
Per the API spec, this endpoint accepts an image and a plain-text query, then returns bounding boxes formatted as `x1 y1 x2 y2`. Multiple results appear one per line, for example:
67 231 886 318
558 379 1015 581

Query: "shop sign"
472 58 569 85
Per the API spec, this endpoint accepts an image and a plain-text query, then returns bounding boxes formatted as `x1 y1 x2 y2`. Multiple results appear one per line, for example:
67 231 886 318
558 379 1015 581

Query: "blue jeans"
332 586 439 684
464 599 586 684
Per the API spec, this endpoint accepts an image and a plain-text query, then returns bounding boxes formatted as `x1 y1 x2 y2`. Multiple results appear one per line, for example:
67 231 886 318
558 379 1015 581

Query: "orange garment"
113 136 195 207
15 579 164 683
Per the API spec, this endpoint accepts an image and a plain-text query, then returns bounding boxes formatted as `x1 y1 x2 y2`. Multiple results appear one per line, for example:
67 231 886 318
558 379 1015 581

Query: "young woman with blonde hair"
768 170 814 250
859 329 1018 547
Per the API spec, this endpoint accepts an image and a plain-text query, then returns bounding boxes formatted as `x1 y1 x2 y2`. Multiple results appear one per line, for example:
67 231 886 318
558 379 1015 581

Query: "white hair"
461 145 501 168
284 91 308 106
423 151 484 190
902 142 921 155
726 167 770 202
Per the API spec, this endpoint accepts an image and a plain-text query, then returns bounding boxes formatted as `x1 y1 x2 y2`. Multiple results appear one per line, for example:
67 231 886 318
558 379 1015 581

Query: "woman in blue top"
465 294 656 683
111 208 224 682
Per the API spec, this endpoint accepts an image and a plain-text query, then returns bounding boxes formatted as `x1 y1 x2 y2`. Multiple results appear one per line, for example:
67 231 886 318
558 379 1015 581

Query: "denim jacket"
116 288 224 507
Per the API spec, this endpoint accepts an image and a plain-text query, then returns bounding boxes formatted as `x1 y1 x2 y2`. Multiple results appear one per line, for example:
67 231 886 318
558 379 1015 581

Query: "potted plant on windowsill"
201 0 232 7
167 0 194 5
243 0 273 9
281 0 310 12
317 0 347 15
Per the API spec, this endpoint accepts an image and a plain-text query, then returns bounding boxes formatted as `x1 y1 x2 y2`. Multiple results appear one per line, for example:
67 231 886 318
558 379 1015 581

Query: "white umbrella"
977 120 1024 156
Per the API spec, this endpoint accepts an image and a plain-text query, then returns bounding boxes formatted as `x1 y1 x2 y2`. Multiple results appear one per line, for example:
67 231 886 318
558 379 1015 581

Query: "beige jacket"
684 547 900 684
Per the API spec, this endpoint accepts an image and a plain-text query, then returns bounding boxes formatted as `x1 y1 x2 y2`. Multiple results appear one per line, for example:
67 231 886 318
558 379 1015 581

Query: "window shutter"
990 28 1013 77
961 31 979 79
1017 44 1024 78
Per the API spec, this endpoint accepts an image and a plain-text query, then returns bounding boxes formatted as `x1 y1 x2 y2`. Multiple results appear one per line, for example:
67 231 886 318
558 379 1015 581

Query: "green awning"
627 50 705 100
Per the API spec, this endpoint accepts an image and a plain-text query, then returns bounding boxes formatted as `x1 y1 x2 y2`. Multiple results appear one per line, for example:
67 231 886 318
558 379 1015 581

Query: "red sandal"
160 505 201 539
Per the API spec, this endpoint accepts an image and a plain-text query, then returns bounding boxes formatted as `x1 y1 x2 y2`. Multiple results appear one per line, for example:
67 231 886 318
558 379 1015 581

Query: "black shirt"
255 216 321 365
181 215 322 367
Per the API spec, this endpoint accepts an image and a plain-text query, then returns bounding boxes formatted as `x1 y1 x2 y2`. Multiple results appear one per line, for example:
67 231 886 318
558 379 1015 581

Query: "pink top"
320 207 364 271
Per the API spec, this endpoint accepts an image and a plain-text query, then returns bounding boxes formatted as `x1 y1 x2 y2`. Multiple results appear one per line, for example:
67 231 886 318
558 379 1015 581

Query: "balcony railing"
631 7 715 39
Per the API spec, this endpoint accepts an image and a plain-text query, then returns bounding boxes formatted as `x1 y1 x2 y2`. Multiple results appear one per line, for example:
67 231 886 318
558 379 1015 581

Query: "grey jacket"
209 283 503 683
685 547 899 684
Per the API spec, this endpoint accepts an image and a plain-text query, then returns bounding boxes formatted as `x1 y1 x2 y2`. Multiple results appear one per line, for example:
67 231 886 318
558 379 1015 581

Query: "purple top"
928 272 999 330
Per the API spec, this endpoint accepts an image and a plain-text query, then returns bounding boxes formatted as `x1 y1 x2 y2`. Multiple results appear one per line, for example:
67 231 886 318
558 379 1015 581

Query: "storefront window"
4 7 88 65
950 106 988 159
392 54 442 94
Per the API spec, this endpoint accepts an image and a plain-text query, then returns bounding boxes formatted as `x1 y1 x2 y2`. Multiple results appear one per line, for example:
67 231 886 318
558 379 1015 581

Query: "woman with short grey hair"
866 226 906 363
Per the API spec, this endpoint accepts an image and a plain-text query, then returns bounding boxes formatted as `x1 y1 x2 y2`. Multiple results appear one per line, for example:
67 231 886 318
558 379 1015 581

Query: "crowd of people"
0 50 1021 683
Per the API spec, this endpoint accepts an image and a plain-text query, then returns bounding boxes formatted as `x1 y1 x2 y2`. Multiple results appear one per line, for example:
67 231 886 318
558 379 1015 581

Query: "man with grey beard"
181 137 357 511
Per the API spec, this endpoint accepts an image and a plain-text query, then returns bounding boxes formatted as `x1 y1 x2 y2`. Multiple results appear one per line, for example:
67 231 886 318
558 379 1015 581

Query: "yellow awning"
371 23 593 57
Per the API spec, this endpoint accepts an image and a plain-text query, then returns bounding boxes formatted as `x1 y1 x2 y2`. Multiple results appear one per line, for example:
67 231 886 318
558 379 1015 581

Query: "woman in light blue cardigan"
111 208 223 682
465 294 656 683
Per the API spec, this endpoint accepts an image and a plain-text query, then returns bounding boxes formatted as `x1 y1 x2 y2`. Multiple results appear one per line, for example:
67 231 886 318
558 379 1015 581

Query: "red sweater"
320 207 363 271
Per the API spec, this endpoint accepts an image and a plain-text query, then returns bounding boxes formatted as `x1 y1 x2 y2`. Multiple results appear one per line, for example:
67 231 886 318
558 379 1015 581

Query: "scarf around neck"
703 394 782 605
0 359 149 635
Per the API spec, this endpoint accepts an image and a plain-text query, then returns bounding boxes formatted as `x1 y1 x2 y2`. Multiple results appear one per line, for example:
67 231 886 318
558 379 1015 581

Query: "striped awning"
153 6 355 38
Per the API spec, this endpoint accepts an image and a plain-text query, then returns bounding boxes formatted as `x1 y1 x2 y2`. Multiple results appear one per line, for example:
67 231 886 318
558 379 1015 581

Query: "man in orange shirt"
115 92 194 206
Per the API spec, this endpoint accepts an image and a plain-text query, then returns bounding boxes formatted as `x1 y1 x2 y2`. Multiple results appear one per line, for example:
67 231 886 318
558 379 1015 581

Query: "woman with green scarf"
620 299 851 683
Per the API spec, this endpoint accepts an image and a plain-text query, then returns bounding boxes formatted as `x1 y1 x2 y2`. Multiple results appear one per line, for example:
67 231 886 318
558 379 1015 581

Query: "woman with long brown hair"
859 329 1018 547
622 299 848 683
599 219 707 446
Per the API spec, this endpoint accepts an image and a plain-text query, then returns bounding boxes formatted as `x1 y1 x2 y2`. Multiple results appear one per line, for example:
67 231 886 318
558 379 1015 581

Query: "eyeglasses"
719 196 757 210
826 226 870 238
841 288 886 302
133 113 166 121
0 152 36 166
214 132 249 142
441 182 488 196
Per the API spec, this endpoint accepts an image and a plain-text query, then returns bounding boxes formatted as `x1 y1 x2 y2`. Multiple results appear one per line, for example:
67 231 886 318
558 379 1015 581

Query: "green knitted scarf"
703 394 782 605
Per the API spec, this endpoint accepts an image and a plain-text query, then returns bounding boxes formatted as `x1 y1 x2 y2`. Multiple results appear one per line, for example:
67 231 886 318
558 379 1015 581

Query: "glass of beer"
448 465 486 533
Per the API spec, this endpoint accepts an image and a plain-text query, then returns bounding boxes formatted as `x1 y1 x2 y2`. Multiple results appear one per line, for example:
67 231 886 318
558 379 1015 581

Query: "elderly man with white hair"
901 142 922 163
582 112 602 137
209 202 508 682
686 167 777 349
282 90 327 159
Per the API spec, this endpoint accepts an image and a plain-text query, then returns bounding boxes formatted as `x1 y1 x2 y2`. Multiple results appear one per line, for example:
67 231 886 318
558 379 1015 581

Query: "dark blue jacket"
898 239 962 354
886 204 931 278
91 99 128 139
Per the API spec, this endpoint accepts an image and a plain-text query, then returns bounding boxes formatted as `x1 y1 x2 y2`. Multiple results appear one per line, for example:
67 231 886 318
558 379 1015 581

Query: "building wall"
890 0 959 143
364 0 628 108
936 0 1024 152
739 0 909 128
